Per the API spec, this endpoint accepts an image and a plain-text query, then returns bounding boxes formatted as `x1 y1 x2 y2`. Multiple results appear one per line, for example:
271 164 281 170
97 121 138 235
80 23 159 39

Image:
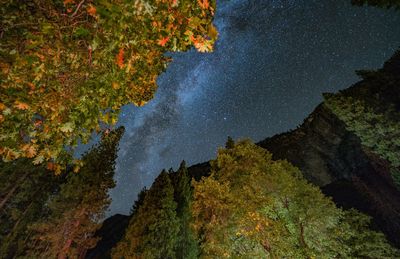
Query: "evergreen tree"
225 136 235 149
174 161 199 259
112 170 179 259
0 159 62 258
26 127 124 258
129 187 148 216
191 140 399 258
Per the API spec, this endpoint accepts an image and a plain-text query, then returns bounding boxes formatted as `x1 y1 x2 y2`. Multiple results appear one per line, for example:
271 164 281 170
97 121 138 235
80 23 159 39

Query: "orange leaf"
115 48 125 69
87 4 96 16
157 37 169 47
47 162 55 171
22 144 37 158
197 0 209 9
64 0 75 5
14 101 29 110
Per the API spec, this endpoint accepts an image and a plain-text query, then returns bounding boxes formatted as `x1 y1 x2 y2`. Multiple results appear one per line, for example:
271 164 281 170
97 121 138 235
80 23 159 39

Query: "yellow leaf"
112 82 120 90
60 122 74 133
22 144 37 158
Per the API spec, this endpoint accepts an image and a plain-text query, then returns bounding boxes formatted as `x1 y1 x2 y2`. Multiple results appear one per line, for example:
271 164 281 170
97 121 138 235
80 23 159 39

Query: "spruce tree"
26 127 124 258
174 161 199 259
112 170 179 259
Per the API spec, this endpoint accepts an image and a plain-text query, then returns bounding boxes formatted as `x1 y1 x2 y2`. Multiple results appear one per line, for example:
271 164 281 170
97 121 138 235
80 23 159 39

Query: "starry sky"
108 0 400 215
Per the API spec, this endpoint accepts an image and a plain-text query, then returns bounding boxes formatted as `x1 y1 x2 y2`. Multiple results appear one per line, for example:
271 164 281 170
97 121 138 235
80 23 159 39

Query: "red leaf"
157 37 169 47
115 48 125 68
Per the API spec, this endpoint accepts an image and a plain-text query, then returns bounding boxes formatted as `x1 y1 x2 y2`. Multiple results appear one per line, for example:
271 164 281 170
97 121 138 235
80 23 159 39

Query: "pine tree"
174 161 199 259
112 170 179 259
26 127 124 258
225 136 235 149
129 187 148 216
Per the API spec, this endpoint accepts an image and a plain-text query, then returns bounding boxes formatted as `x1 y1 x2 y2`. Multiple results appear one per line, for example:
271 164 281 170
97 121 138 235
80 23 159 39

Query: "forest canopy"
0 0 218 173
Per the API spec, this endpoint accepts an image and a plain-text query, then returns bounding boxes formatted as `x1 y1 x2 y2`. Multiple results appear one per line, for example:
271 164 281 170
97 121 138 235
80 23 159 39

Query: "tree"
0 159 62 258
191 140 399 258
324 94 400 188
225 136 235 149
129 187 148 216
351 0 400 9
0 0 218 170
174 161 199 259
112 170 180 259
26 127 124 258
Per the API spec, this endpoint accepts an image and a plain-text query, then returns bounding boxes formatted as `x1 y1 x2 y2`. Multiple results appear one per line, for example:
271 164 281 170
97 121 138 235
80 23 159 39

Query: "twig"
70 0 86 18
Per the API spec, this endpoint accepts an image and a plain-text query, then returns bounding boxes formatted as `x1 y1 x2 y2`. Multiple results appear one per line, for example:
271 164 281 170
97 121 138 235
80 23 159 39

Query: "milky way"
108 0 400 215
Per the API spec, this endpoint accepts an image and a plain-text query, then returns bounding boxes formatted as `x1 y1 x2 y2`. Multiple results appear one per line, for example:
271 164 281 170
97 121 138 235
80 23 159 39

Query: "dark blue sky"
109 0 400 215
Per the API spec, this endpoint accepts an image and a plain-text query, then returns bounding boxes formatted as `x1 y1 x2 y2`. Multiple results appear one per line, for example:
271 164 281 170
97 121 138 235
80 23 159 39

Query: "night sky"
108 0 400 215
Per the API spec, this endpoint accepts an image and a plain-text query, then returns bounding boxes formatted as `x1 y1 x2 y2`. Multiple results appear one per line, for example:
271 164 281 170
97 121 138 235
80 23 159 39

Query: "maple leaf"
60 122 74 133
194 39 213 52
157 37 169 47
33 155 44 165
0 102 6 111
22 144 37 158
14 101 29 110
115 48 125 68
197 0 209 9
87 5 96 16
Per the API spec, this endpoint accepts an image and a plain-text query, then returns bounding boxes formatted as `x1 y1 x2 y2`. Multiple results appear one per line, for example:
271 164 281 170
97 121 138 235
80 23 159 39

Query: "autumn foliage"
0 0 218 172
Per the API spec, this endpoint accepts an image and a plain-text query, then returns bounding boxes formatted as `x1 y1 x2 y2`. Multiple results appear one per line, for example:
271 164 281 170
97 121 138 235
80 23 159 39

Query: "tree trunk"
299 222 307 248
0 172 29 211
58 208 86 259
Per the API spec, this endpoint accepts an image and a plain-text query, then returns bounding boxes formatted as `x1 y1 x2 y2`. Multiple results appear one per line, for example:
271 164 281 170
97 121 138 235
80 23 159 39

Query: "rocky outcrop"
258 104 400 247
259 52 400 246
86 214 131 259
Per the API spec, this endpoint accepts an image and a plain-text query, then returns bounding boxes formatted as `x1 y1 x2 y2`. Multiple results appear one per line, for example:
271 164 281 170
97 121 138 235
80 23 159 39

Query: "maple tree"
192 140 399 258
0 0 218 172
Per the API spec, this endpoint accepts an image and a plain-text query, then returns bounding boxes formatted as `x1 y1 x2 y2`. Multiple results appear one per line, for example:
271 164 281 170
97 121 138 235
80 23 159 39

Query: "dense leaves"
26 127 124 258
0 0 217 171
0 159 62 258
112 170 180 258
192 140 399 258
113 161 199 259
324 94 400 188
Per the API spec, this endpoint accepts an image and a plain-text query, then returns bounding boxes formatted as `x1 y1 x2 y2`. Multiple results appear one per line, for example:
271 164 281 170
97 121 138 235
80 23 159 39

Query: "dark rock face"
258 52 400 247
259 105 400 247
86 214 131 259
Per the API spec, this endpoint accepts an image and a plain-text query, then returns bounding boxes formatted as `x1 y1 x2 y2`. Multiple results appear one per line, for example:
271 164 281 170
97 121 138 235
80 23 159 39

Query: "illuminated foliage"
192 140 398 258
324 95 400 188
26 127 124 258
0 0 218 171
112 170 180 258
